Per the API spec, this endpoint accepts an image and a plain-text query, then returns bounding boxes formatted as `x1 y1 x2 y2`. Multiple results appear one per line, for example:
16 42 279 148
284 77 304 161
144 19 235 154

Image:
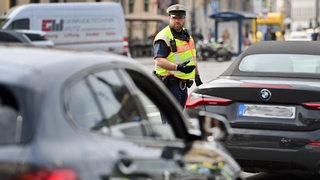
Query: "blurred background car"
0 29 31 45
0 29 53 47
0 45 242 180
15 29 54 47
285 31 312 41
185 41 320 176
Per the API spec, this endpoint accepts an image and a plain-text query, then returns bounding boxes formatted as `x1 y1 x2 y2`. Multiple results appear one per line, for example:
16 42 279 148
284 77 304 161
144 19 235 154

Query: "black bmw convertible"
186 41 320 175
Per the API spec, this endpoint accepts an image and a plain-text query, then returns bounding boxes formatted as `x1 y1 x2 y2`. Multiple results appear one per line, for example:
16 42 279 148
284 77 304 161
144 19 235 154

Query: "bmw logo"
260 89 271 101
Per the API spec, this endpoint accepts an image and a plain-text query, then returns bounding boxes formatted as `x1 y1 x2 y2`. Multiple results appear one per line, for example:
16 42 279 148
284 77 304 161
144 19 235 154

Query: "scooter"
196 40 216 61
212 41 233 62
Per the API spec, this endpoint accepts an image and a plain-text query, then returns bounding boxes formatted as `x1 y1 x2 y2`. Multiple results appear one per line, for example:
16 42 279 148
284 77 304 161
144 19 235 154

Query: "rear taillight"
13 169 77 180
123 36 129 56
308 142 320 146
302 102 320 110
185 93 232 109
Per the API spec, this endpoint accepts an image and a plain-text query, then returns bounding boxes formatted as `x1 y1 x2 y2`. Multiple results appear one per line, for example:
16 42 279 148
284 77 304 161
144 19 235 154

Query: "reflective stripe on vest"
154 26 196 80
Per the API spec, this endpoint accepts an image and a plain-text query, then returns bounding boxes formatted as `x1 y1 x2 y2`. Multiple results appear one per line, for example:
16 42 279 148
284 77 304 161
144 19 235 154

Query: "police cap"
166 4 186 17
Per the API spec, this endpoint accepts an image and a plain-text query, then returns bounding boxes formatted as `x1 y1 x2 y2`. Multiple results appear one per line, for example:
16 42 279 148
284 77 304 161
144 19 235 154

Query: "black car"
0 45 242 180
0 29 31 44
0 30 54 47
186 41 320 175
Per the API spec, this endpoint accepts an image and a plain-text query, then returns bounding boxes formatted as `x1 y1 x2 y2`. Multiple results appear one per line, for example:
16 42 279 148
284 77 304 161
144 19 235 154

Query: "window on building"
129 0 134 13
30 0 40 3
242 0 249 11
144 0 149 11
9 0 17 8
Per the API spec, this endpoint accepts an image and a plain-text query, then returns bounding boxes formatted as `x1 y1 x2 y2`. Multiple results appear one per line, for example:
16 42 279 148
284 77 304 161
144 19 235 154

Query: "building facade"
4 0 317 49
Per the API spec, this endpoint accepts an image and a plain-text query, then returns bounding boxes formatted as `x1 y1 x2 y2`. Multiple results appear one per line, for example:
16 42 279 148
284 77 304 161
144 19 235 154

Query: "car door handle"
117 158 137 174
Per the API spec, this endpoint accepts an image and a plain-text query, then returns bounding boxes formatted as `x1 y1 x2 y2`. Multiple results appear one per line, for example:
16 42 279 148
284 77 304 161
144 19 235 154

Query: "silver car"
0 45 242 180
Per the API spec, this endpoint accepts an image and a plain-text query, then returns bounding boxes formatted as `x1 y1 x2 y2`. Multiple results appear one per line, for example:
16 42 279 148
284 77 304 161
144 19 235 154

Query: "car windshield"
0 18 8 29
239 54 320 74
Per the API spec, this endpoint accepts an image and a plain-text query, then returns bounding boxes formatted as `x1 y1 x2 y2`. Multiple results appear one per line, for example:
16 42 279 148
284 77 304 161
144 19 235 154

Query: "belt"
178 80 187 90
155 74 191 91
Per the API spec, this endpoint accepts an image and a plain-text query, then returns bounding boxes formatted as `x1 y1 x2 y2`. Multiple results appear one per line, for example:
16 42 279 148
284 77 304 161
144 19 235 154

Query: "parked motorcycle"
196 40 233 62
211 41 233 62
195 40 216 61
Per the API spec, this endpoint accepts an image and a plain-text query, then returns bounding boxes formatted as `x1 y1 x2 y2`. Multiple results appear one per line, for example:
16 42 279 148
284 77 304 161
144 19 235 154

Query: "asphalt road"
134 56 233 92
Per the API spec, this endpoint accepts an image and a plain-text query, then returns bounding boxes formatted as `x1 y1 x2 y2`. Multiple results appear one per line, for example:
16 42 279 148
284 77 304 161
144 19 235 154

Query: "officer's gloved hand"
176 60 195 73
195 75 203 86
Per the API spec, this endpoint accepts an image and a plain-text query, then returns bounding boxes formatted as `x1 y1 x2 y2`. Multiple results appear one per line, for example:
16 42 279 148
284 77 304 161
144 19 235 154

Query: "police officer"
153 4 203 108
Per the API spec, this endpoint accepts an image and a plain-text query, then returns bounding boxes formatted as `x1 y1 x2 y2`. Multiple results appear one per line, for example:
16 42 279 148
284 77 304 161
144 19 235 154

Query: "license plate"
237 104 296 119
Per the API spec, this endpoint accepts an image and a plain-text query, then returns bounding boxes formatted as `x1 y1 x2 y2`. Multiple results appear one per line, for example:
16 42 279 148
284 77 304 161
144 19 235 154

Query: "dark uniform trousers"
153 73 191 108
167 81 188 108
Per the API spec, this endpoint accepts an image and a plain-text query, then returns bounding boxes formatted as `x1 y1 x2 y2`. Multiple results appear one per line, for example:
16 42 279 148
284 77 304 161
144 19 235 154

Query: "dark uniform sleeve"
153 40 171 59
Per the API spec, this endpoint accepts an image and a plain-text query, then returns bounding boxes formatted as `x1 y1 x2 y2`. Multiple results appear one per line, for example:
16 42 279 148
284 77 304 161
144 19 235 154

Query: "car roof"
240 41 320 56
0 45 137 89
222 41 320 77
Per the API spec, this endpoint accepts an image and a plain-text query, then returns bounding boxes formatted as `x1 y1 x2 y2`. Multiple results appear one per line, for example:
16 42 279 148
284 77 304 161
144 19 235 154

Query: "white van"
0 2 129 56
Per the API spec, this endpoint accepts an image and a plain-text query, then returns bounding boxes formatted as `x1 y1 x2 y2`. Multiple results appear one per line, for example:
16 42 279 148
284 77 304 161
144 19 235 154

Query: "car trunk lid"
190 77 320 131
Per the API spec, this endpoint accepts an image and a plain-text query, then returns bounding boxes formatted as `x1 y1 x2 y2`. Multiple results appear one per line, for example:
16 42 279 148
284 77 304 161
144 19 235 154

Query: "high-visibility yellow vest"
154 26 196 80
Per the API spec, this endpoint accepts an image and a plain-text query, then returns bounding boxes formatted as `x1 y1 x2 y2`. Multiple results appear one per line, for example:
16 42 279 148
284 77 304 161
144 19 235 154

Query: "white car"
14 29 54 47
285 31 312 41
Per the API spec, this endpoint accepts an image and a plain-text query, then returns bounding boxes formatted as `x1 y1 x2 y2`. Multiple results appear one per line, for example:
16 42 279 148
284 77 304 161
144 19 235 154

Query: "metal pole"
191 0 195 35
316 0 319 27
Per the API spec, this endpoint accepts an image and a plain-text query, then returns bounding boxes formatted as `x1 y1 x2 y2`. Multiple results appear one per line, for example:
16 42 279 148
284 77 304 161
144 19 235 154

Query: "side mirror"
197 111 232 142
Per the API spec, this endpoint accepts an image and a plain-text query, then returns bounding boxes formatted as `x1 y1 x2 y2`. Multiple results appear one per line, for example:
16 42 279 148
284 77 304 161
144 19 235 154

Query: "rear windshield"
239 54 320 74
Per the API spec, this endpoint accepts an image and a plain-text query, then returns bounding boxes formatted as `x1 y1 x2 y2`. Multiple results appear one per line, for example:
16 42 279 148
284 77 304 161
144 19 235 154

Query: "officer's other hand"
195 75 203 86
177 61 195 73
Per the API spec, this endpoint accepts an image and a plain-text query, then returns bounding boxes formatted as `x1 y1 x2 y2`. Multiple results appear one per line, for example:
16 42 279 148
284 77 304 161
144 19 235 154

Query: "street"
134 56 234 92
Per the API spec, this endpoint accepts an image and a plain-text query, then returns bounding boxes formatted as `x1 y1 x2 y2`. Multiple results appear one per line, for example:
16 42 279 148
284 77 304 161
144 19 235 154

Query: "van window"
7 19 29 30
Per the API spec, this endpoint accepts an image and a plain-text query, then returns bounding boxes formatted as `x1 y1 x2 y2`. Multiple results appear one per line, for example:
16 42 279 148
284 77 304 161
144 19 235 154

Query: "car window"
0 18 9 29
0 32 21 43
124 69 179 140
67 78 103 131
66 68 179 140
133 88 176 140
66 69 152 138
24 33 47 41
88 70 149 137
239 54 320 74
7 19 30 30
0 87 21 144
